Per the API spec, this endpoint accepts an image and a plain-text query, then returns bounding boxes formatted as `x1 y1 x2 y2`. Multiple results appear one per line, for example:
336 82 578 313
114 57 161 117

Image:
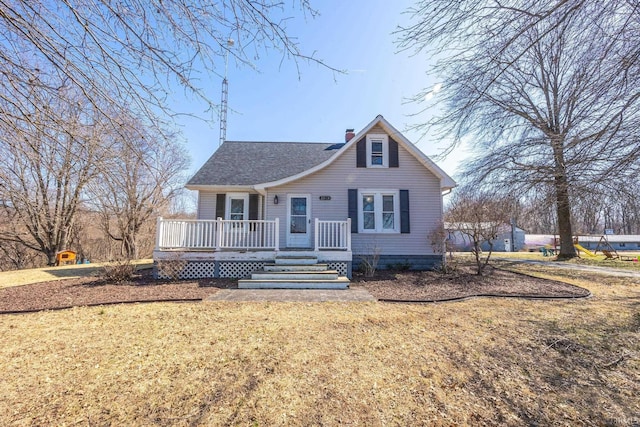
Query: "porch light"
273 195 279 204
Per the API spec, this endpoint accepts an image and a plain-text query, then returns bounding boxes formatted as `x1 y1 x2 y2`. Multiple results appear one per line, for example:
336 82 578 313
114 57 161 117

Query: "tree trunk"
46 250 57 266
552 139 577 259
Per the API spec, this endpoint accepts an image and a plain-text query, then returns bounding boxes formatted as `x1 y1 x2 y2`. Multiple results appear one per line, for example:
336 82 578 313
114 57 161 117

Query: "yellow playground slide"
574 243 596 257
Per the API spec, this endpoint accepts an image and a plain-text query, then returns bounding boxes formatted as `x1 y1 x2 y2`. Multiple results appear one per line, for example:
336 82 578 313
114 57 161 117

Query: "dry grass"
0 259 153 289
0 265 638 426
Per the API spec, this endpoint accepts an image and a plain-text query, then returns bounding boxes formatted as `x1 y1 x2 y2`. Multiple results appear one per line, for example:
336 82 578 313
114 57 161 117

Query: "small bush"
102 259 136 284
358 245 381 277
387 261 412 271
433 259 458 275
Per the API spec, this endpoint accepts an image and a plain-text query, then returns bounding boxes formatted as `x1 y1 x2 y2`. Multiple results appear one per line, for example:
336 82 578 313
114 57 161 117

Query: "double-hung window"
359 190 399 233
366 134 389 168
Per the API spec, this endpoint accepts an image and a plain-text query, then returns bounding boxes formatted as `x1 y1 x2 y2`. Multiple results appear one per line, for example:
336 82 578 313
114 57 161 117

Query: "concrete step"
238 277 350 289
274 256 318 265
264 263 328 272
250 270 339 280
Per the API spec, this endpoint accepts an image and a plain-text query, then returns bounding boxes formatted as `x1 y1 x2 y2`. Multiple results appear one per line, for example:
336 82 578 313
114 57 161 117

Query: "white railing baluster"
156 218 350 251
312 219 351 250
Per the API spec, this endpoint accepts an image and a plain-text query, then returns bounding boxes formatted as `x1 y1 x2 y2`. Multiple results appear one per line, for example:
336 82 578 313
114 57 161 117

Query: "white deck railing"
156 218 279 250
156 217 352 251
314 218 351 251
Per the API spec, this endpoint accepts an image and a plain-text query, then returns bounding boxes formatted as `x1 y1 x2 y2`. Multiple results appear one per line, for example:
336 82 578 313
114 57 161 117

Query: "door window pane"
290 197 307 234
291 198 307 215
230 199 244 221
290 216 307 233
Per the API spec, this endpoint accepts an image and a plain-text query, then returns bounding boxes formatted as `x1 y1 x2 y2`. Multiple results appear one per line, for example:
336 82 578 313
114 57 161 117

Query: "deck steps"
263 263 328 272
250 270 339 281
238 255 349 289
273 256 318 265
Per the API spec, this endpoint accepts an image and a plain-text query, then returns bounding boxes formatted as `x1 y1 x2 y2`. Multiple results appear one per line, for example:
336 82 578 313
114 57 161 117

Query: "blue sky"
173 1 466 181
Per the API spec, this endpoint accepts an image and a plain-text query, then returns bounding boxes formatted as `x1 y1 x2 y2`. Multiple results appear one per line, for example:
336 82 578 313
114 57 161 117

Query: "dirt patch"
0 263 589 313
353 264 590 301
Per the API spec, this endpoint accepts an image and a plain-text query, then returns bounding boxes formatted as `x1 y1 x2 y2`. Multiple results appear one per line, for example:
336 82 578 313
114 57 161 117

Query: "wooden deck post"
215 217 223 250
155 217 163 250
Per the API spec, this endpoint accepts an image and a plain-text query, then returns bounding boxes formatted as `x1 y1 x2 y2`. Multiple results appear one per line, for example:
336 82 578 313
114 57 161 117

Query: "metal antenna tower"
219 38 234 147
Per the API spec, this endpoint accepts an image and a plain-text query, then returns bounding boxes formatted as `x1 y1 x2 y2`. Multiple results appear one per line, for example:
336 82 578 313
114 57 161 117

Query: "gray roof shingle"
187 141 344 186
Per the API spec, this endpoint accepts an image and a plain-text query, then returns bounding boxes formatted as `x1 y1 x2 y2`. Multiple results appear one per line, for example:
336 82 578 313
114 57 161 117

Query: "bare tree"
0 0 338 133
0 0 336 269
398 0 640 259
445 189 512 275
0 83 109 265
86 118 189 260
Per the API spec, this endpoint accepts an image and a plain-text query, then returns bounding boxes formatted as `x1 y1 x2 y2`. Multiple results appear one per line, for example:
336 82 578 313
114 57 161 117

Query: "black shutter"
248 194 259 231
389 137 399 168
400 190 410 233
248 194 259 220
215 194 226 219
348 189 358 233
356 138 366 168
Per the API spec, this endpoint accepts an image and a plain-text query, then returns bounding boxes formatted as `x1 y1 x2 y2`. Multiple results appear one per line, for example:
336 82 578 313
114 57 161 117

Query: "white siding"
198 191 217 220
266 134 443 255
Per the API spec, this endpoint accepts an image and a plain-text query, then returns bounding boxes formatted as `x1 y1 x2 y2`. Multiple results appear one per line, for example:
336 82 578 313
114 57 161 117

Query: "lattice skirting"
155 260 266 279
218 261 265 278
326 261 349 277
155 260 351 279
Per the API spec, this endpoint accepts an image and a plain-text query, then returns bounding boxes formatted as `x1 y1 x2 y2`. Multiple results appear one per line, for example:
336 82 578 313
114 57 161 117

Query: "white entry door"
286 194 311 248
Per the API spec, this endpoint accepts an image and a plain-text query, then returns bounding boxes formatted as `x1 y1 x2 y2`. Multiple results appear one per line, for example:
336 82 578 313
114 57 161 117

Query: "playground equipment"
55 250 77 266
574 243 596 257
594 235 620 259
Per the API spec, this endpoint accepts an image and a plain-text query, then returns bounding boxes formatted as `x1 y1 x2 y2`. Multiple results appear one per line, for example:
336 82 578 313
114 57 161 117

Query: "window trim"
357 189 400 233
225 193 249 221
366 134 389 168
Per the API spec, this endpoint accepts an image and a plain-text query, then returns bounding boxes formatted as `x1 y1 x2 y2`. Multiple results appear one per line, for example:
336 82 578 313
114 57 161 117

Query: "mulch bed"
351 265 591 302
0 265 590 313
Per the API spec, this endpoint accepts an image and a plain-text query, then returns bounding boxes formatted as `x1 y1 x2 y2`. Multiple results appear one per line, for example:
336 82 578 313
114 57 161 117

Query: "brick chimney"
345 128 356 143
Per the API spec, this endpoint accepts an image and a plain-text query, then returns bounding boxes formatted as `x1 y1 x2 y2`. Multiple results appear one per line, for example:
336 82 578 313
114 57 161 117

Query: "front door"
286 194 311 248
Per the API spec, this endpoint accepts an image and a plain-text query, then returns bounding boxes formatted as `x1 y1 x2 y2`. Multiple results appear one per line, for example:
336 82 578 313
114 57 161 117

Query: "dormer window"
366 134 389 168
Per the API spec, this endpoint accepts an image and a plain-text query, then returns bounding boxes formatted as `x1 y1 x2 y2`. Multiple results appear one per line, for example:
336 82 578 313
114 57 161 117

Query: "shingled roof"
187 141 344 187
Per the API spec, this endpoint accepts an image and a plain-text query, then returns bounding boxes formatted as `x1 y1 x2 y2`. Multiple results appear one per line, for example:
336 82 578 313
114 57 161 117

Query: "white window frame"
366 134 389 168
225 193 249 221
358 189 400 233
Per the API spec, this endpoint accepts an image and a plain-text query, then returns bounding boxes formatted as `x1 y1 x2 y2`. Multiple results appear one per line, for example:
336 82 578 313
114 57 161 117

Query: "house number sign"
319 196 331 201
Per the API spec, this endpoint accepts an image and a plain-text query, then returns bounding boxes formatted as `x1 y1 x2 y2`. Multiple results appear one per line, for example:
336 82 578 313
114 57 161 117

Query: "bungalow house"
153 115 456 287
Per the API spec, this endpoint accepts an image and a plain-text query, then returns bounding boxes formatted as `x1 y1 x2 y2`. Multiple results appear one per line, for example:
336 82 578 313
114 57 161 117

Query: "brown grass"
0 265 638 426
0 259 153 289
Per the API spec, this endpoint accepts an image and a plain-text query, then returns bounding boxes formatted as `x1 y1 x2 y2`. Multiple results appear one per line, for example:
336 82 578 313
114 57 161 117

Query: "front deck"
153 218 353 279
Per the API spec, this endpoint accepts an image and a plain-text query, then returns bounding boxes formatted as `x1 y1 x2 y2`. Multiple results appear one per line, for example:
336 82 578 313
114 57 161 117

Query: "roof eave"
185 184 257 192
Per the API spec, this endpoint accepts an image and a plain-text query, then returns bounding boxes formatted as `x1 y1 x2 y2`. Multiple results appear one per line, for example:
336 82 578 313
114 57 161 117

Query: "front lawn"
0 266 638 425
